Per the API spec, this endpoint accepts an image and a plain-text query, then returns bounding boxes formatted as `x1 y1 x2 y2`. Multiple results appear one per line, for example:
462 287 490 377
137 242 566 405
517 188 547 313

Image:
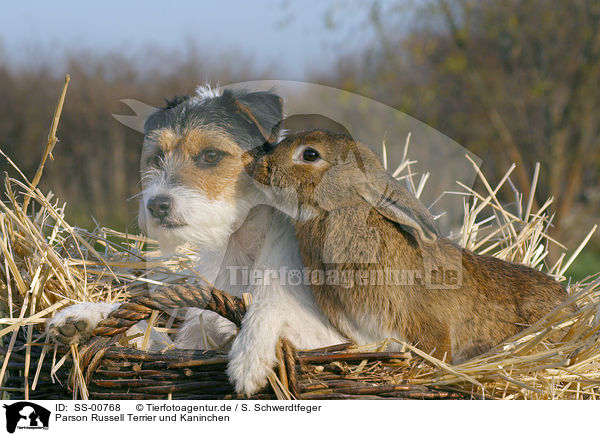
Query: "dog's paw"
47 302 120 345
226 333 278 397
227 347 276 397
47 317 91 345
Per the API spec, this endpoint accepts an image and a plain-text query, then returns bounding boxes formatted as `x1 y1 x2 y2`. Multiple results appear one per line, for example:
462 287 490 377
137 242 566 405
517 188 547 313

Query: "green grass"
566 246 600 282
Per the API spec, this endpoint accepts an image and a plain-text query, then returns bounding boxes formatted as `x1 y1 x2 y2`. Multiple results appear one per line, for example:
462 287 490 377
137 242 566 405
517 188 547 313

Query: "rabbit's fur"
252 129 570 363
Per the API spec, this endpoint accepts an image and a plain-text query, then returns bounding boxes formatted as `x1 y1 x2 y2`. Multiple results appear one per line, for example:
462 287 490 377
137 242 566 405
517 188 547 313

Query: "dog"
47 85 345 396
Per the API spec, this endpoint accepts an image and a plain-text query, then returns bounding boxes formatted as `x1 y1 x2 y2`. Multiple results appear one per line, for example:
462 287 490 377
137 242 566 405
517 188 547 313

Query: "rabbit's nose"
147 195 172 219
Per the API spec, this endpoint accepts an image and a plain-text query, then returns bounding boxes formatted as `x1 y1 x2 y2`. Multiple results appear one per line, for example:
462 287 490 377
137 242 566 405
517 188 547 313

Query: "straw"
1 81 598 400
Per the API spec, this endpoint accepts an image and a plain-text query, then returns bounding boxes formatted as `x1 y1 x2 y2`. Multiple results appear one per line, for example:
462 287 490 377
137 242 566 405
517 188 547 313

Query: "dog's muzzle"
147 195 172 220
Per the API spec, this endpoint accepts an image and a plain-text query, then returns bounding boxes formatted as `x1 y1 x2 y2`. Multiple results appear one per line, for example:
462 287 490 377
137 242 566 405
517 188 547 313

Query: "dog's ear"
235 91 284 143
356 170 439 244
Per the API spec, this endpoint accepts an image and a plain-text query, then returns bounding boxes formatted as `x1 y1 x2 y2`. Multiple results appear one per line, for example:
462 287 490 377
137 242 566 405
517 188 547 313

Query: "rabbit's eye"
302 148 320 162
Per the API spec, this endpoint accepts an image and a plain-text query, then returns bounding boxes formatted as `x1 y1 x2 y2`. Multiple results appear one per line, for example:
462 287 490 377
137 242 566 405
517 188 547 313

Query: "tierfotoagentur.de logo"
3 402 50 433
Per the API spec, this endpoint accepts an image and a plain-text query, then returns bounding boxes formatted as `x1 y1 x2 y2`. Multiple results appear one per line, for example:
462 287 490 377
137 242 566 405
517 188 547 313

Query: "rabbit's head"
253 129 439 244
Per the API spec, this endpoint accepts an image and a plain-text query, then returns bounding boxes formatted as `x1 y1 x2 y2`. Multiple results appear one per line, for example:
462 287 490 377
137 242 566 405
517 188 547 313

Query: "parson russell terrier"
47 85 345 396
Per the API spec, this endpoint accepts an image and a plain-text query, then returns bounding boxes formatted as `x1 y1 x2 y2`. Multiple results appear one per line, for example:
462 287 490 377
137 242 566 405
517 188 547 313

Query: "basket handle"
77 284 247 385
93 283 247 336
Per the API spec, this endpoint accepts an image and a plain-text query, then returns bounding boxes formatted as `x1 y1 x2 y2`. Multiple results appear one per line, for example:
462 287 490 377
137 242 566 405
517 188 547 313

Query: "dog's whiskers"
127 191 144 201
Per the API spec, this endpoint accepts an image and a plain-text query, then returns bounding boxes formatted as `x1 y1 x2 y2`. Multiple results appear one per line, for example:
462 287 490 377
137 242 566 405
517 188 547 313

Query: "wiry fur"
47 89 344 397
194 83 222 101
253 130 571 363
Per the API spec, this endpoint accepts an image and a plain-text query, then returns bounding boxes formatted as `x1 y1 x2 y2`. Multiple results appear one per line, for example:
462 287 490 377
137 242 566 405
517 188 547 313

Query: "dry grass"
0 80 598 400
382 137 600 399
0 78 204 399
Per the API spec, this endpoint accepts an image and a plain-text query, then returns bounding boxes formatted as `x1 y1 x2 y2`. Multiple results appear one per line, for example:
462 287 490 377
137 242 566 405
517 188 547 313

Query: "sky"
0 0 381 79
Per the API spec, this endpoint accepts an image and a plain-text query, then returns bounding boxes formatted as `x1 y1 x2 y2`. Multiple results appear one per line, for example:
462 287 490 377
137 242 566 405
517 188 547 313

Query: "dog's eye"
195 148 225 166
302 148 320 162
148 150 164 167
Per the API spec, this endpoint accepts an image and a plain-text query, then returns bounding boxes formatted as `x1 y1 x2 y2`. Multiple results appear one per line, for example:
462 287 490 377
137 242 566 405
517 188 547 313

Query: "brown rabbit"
251 129 570 363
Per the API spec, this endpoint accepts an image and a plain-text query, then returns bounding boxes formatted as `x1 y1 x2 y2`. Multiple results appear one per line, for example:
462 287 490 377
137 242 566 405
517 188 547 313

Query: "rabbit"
251 129 571 363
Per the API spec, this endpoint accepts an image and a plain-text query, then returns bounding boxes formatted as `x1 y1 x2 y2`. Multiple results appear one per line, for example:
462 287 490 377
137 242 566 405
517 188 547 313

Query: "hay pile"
0 77 203 399
1 79 599 400
381 135 600 399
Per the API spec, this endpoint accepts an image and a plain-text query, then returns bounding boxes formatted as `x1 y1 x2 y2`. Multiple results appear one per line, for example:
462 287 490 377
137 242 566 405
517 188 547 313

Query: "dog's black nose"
147 195 172 219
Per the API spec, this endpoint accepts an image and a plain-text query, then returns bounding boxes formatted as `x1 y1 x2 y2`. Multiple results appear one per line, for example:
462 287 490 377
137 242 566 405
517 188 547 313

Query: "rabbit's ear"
356 171 440 243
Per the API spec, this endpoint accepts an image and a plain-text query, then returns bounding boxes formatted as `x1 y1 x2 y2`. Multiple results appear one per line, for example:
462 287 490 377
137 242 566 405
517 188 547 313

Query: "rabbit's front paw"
227 336 278 397
47 302 119 345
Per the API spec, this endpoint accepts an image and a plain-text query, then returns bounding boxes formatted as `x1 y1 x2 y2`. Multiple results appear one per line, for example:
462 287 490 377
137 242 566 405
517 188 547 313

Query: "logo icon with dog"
3 402 50 433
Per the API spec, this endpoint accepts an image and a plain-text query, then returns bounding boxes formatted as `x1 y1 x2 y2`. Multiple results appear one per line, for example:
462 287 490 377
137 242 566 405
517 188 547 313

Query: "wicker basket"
3 285 468 400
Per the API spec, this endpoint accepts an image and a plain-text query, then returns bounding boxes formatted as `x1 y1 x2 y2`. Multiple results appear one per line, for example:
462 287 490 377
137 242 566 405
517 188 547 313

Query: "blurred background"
0 0 598 278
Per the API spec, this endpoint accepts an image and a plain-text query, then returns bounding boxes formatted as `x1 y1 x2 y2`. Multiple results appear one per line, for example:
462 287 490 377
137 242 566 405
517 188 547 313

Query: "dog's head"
138 86 283 251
